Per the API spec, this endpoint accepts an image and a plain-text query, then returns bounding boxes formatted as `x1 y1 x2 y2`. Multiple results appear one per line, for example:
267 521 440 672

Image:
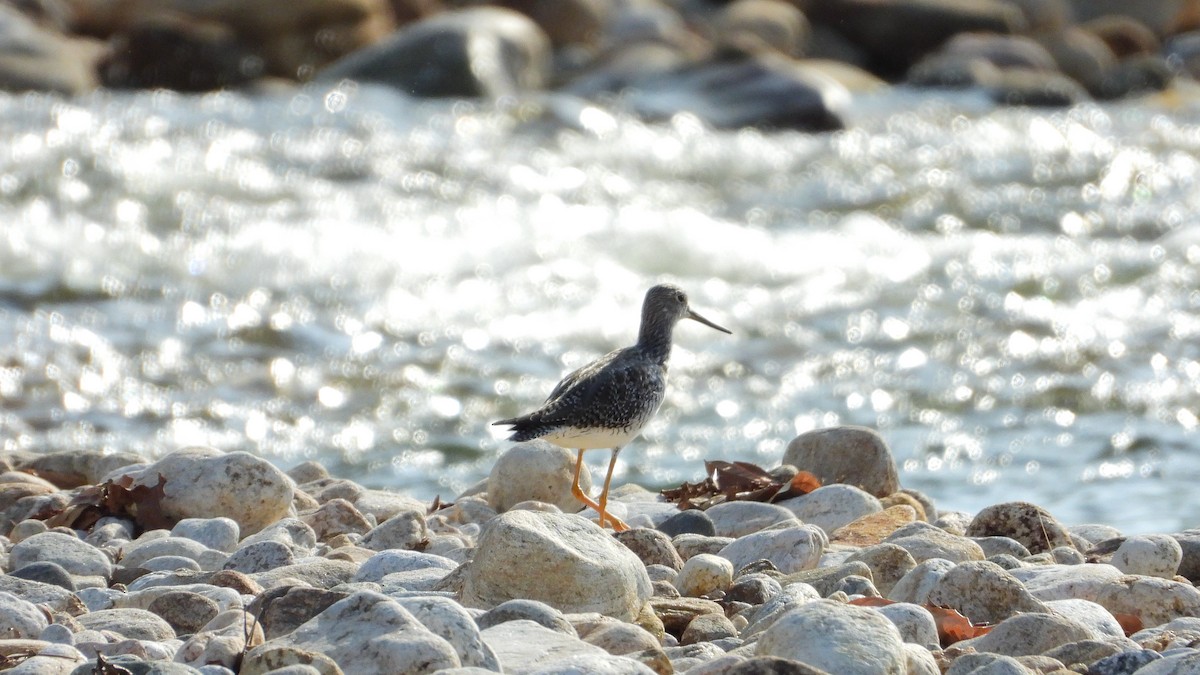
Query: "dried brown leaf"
1112 612 1143 636
926 605 992 646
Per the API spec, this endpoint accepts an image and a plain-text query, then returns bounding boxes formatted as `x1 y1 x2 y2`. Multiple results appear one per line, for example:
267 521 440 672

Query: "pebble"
115 448 294 535
874 602 939 649
461 510 652 622
705 501 798 538
676 553 734 597
650 596 726 637
757 599 907 674
718 524 826 574
393 595 500 670
740 583 822 638
973 536 1032 559
253 586 350 640
885 521 986 563
480 619 653 674
830 505 918 547
360 509 428 551
845 542 916 596
476 599 576 635
247 556 357 589
176 609 263 669
966 501 1075 554
1044 598 1126 639
614 527 685 571
925 560 1049 624
658 509 716 537
239 518 317 554
485 440 591 514
960 612 1097 656
353 549 458 584
146 590 221 634
782 425 900 497
298 497 373 541
222 540 294 573
777 484 882 535
171 518 240 553
888 558 957 604
9 560 77 590
0 591 50 638
681 613 739 645
10 531 113 586
945 653 1035 674
122 535 226 571
1110 534 1183 578
246 590 460 672
674 533 736 560
782 561 873 597
76 607 177 641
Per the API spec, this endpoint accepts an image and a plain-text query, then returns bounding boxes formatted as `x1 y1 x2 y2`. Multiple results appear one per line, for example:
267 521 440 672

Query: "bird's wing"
533 348 664 428
536 349 625 416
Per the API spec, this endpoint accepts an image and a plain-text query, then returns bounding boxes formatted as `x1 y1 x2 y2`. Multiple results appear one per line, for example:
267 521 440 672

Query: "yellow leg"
597 448 629 532
570 449 605 513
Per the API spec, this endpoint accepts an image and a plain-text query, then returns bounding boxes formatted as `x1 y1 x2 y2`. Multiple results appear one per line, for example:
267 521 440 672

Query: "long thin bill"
687 309 732 334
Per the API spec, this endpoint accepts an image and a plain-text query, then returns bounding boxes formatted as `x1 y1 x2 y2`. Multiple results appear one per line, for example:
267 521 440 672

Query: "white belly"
540 425 643 450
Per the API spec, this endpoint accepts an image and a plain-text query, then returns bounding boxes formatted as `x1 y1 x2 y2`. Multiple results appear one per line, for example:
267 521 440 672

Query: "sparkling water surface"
3 84 1200 534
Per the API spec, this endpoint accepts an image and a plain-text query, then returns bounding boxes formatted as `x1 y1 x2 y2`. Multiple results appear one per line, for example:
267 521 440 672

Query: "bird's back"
496 346 667 445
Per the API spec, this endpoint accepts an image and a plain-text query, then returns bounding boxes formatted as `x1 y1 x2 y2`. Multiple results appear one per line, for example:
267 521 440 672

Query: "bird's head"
643 284 731 334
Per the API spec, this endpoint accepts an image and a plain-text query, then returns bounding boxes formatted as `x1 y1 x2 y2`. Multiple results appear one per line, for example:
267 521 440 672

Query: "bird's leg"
597 447 629 532
570 449 605 515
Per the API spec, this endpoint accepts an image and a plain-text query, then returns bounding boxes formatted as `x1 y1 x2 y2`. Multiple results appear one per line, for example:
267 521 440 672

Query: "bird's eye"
675 292 685 303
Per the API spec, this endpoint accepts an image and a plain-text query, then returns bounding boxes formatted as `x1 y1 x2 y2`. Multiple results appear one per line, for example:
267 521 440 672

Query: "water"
3 83 1200 534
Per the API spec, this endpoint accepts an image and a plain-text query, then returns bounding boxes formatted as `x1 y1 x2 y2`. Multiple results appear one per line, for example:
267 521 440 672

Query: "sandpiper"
493 283 731 531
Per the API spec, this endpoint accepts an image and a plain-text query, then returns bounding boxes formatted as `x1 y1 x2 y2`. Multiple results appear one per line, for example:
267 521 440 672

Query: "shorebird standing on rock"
493 283 731 531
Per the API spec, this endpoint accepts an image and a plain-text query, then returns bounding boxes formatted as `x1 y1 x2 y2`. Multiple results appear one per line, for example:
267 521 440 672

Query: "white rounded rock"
121 535 223 570
176 609 264 670
1044 598 1125 639
704 501 798 538
462 511 652 622
888 558 956 604
487 441 592 514
115 447 294 535
958 612 1096 657
0 591 50 638
903 642 940 675
675 553 734 598
394 595 501 670
718 524 826 574
10 531 112 584
778 484 882 535
1111 534 1183 579
925 560 1048 624
171 517 241 553
756 599 907 674
354 549 459 583
741 582 822 638
1008 563 1124 601
885 522 985 564
243 590 460 673
76 608 177 641
874 602 939 649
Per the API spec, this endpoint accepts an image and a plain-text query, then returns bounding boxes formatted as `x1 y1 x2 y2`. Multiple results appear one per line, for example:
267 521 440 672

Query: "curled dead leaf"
661 460 822 510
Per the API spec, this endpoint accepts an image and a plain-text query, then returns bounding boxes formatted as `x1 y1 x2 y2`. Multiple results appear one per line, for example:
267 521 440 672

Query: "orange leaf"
1112 612 1143 636
849 597 894 608
926 605 992 646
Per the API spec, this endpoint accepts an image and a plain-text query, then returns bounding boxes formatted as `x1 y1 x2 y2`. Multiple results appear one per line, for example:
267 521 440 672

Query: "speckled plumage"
493 283 731 531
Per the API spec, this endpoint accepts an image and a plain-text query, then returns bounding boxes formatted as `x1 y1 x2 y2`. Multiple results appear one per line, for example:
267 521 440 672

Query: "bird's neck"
637 319 675 365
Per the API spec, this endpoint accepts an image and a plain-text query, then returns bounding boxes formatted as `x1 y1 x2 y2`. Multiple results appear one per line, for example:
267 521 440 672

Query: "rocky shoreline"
2 426 1200 674
6 0 1200 129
